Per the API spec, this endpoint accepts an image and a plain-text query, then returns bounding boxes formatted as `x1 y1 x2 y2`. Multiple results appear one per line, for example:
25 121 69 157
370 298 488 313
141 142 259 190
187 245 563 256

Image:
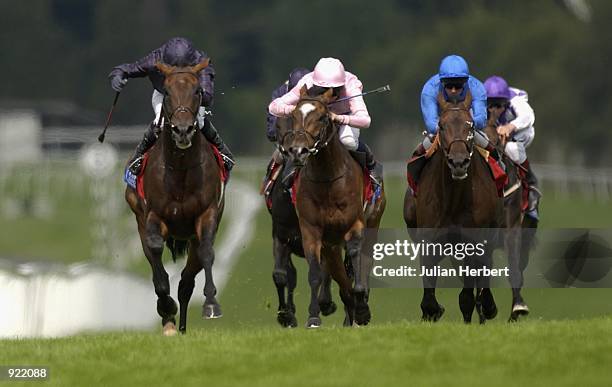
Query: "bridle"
278 98 337 157
160 71 202 130
438 106 475 159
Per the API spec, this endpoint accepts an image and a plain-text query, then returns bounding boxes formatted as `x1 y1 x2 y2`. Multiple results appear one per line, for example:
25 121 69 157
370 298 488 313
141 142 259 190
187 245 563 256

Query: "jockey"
418 54 491 156
266 67 311 143
108 37 234 175
268 57 382 187
484 75 541 219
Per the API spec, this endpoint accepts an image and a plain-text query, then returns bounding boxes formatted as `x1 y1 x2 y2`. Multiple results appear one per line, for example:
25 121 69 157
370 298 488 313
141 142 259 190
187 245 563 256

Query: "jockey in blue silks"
417 54 492 154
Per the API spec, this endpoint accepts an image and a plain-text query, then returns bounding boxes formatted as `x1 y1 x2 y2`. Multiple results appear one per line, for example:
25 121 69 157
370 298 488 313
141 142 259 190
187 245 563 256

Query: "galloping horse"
125 59 225 335
279 86 386 328
484 108 538 321
404 91 502 323
268 117 339 328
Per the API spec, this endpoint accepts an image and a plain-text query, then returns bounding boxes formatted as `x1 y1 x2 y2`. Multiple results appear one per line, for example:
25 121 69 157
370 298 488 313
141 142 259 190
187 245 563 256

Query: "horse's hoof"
162 322 178 336
354 305 371 326
509 302 529 322
320 301 337 316
277 309 298 328
306 316 322 328
481 292 498 320
421 304 445 322
203 303 223 319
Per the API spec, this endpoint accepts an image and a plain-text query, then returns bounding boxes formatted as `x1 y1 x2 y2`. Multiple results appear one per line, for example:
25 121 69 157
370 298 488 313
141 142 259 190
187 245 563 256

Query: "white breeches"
338 124 360 151
505 126 535 164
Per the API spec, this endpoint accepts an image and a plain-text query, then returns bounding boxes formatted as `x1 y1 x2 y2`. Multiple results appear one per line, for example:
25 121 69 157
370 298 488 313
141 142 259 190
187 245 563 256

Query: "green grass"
2 318 611 387
3 163 612 386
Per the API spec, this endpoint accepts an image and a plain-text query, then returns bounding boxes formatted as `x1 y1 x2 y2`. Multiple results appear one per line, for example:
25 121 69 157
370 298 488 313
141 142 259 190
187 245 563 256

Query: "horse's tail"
166 237 189 262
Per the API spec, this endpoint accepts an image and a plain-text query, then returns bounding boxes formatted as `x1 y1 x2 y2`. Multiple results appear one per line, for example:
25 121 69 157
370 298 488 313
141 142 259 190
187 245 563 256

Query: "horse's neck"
160 129 205 170
305 133 348 181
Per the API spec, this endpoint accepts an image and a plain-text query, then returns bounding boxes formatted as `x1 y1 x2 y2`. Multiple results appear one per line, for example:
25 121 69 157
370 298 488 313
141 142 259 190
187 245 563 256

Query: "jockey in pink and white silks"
484 75 541 220
268 57 383 188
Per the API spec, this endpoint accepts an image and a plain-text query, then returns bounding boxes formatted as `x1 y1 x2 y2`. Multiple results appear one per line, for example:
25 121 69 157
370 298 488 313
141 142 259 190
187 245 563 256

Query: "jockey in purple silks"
261 67 311 193
269 57 383 189
108 37 234 175
484 75 541 220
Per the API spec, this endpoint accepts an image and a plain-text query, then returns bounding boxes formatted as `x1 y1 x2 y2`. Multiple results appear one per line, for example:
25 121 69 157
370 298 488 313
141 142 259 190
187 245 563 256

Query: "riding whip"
97 92 120 143
328 84 391 105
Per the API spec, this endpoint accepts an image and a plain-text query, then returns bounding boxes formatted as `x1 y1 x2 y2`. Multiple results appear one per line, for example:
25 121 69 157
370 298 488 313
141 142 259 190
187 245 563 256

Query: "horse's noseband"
279 101 335 157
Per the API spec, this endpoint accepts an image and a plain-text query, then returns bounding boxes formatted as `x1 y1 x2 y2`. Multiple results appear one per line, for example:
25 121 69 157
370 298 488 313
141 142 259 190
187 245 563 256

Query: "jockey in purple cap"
108 37 234 175
485 75 541 219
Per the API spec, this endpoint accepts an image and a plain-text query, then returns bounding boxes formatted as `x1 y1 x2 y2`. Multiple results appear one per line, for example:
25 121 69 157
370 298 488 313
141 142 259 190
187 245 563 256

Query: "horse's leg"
178 241 203 333
273 236 297 327
301 224 323 328
478 245 497 322
509 217 537 321
506 224 527 321
346 222 370 326
324 245 355 327
287 255 297 315
420 253 445 322
196 210 222 319
140 214 177 335
318 265 337 316
459 286 475 324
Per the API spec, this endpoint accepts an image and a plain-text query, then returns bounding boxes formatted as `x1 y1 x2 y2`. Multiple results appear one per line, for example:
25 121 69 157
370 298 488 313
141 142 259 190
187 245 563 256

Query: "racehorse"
404 91 503 323
266 120 340 327
279 86 386 328
484 108 538 322
125 59 225 335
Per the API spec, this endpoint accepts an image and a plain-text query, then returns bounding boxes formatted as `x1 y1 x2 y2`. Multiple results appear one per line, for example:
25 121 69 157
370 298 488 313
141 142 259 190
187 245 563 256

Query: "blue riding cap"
163 37 197 66
439 55 470 80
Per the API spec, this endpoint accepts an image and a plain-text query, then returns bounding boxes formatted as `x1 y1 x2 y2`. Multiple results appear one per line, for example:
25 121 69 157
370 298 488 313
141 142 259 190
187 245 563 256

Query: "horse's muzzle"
447 155 470 180
289 146 309 166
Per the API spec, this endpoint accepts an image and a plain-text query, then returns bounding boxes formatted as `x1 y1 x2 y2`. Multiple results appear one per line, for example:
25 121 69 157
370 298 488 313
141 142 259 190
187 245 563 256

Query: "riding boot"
521 159 541 220
358 142 383 187
201 118 235 172
127 122 158 175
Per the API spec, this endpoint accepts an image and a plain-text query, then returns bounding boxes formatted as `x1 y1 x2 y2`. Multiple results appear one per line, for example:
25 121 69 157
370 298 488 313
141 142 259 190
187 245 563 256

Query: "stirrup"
220 154 235 171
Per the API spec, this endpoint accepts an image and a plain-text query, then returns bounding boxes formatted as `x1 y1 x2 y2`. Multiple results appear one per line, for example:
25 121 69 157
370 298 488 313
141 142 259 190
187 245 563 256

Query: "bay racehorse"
125 59 225 335
266 119 340 327
404 91 503 323
484 107 538 321
279 86 386 328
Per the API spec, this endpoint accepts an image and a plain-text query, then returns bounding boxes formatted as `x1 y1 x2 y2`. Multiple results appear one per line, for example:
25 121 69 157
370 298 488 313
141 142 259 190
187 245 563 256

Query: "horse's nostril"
462 158 470 167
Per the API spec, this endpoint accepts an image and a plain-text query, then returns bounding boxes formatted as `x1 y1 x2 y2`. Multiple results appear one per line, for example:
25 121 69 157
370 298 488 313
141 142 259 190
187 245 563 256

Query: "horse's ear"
463 90 473 110
299 84 308 98
156 62 175 75
191 58 210 73
321 87 334 103
437 92 448 110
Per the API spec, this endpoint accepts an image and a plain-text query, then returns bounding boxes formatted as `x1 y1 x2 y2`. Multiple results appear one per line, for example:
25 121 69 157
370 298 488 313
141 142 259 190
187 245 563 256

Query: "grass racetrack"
2 162 612 386
2 318 611 386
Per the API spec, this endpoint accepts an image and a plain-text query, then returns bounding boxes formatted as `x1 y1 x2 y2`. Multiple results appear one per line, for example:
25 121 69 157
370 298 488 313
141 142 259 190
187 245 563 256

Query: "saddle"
124 144 228 201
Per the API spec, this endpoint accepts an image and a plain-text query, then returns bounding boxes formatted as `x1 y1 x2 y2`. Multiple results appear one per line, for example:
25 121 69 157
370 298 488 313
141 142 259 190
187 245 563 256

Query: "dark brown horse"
125 59 225 335
484 107 538 321
267 119 339 328
279 86 386 328
404 91 503 323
